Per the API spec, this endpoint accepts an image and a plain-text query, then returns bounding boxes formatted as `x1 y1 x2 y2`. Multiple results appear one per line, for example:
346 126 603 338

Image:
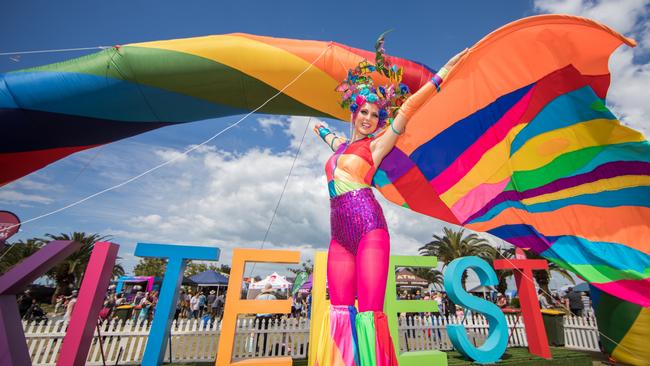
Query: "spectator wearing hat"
63 290 78 322
255 284 276 355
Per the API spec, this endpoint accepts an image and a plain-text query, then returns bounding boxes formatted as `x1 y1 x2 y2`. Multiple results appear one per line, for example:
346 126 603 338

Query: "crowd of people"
16 282 592 328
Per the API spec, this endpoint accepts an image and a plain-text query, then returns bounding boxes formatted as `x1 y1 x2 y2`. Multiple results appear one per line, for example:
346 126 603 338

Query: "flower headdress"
335 31 411 127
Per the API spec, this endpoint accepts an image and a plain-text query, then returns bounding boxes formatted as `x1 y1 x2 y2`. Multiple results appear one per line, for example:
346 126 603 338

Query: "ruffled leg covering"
315 305 360 366
356 311 398 366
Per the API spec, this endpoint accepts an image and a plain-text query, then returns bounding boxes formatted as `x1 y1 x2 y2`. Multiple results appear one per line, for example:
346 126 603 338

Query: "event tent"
250 272 291 290
189 270 229 286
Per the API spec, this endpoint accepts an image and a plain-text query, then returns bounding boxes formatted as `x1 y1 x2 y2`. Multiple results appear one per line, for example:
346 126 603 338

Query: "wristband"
329 136 338 150
430 75 442 92
390 123 403 136
317 126 332 140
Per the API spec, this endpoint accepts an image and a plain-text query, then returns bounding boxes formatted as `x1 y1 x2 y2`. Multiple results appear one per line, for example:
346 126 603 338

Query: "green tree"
493 246 575 303
184 261 208 277
494 246 514 295
216 264 231 274
44 232 125 303
287 259 314 275
133 257 167 277
0 238 45 274
419 227 496 288
407 267 444 290
524 250 575 303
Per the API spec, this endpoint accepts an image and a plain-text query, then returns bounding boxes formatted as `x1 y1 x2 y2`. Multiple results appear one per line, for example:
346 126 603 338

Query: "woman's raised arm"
371 48 469 165
314 123 346 151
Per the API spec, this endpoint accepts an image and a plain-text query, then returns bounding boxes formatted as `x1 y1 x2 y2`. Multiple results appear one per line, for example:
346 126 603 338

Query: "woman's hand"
313 122 324 135
443 48 469 71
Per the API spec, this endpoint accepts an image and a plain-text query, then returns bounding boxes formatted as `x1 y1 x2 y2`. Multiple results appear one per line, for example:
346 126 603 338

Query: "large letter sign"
0 240 80 366
136 243 221 366
58 242 119 366
216 248 300 366
384 255 447 366
493 248 551 359
444 257 508 363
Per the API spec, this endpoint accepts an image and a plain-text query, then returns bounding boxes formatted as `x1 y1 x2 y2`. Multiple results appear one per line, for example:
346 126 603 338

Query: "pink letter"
57 242 119 366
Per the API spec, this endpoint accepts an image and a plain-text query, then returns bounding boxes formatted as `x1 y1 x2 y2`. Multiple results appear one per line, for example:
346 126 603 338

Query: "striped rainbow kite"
2 14 649 317
371 15 650 310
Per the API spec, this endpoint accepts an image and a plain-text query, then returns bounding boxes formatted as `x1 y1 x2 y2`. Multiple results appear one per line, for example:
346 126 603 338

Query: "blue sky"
2 1 649 288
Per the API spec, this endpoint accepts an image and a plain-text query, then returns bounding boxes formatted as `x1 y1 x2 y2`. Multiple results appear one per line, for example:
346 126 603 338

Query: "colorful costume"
319 136 397 366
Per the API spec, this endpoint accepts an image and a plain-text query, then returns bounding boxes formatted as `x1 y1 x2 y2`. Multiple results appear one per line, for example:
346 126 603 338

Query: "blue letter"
135 243 220 366
444 256 507 364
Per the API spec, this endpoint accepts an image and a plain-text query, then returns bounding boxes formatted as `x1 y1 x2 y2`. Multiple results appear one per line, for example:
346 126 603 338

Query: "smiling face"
352 102 380 138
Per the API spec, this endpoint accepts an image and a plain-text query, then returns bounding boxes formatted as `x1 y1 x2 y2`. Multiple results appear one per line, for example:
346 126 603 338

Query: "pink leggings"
327 228 390 312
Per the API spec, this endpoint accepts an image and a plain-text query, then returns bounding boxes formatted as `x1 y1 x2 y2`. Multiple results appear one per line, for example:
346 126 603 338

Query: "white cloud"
257 117 286 136
534 0 650 135
0 190 54 205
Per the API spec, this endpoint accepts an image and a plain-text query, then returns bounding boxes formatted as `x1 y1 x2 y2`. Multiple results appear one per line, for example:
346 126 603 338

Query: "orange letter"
215 248 300 366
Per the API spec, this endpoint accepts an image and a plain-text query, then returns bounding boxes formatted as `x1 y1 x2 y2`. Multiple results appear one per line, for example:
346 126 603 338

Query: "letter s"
443 256 508 364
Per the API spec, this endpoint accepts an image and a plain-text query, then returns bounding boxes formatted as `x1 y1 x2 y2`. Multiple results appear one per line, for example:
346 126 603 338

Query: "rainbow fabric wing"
373 15 650 307
0 34 433 187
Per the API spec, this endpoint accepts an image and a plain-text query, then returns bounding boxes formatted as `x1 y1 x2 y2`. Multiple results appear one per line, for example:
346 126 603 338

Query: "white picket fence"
23 313 600 365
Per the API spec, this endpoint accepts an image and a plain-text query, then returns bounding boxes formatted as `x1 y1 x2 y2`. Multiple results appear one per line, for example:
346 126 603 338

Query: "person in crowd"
198 291 207 317
538 289 551 309
306 292 312 320
54 294 65 315
18 289 34 319
496 293 508 308
207 290 216 316
63 290 78 322
137 293 153 325
580 291 592 315
181 289 191 318
115 292 126 306
212 292 225 320
255 283 277 355
566 287 584 316
190 292 201 320
174 290 184 322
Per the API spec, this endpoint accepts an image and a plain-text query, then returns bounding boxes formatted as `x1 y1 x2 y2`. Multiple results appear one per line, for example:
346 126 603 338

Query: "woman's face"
352 102 380 137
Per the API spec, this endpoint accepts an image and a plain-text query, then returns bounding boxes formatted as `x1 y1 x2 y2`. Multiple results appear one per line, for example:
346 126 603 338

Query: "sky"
2 0 649 288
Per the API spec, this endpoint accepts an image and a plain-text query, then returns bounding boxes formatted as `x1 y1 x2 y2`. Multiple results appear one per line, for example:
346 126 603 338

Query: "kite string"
0 43 332 262
0 46 110 56
247 117 312 279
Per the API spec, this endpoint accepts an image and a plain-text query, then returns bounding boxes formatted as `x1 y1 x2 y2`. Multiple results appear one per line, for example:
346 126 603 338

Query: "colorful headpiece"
335 32 411 126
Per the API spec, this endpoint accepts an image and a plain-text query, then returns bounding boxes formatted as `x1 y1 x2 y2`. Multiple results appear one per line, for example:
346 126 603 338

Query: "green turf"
164 347 594 366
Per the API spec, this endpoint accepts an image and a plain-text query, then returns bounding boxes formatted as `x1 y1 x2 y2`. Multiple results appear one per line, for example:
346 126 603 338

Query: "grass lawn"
164 347 600 366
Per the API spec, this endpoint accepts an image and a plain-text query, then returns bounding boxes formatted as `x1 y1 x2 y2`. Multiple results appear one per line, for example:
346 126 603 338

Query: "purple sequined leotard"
325 138 387 254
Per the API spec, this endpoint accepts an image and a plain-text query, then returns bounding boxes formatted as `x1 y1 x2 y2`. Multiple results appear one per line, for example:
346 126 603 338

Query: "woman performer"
312 40 466 366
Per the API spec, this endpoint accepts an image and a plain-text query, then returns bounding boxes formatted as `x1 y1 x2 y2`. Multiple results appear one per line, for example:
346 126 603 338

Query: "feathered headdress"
335 31 411 126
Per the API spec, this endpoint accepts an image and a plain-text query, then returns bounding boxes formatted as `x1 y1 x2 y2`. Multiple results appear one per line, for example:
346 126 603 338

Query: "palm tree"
419 227 497 288
44 232 111 303
494 246 514 295
0 238 46 274
495 246 575 303
407 267 444 290
524 250 575 303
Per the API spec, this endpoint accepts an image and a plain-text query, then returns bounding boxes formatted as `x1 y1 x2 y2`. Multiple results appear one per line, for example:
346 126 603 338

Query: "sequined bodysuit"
326 137 387 254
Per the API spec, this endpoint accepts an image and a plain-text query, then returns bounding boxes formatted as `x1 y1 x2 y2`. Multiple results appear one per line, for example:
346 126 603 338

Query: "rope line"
248 117 312 278
0 46 109 56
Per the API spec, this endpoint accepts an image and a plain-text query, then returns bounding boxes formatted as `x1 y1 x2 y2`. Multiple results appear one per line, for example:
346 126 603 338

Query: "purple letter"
0 240 80 366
